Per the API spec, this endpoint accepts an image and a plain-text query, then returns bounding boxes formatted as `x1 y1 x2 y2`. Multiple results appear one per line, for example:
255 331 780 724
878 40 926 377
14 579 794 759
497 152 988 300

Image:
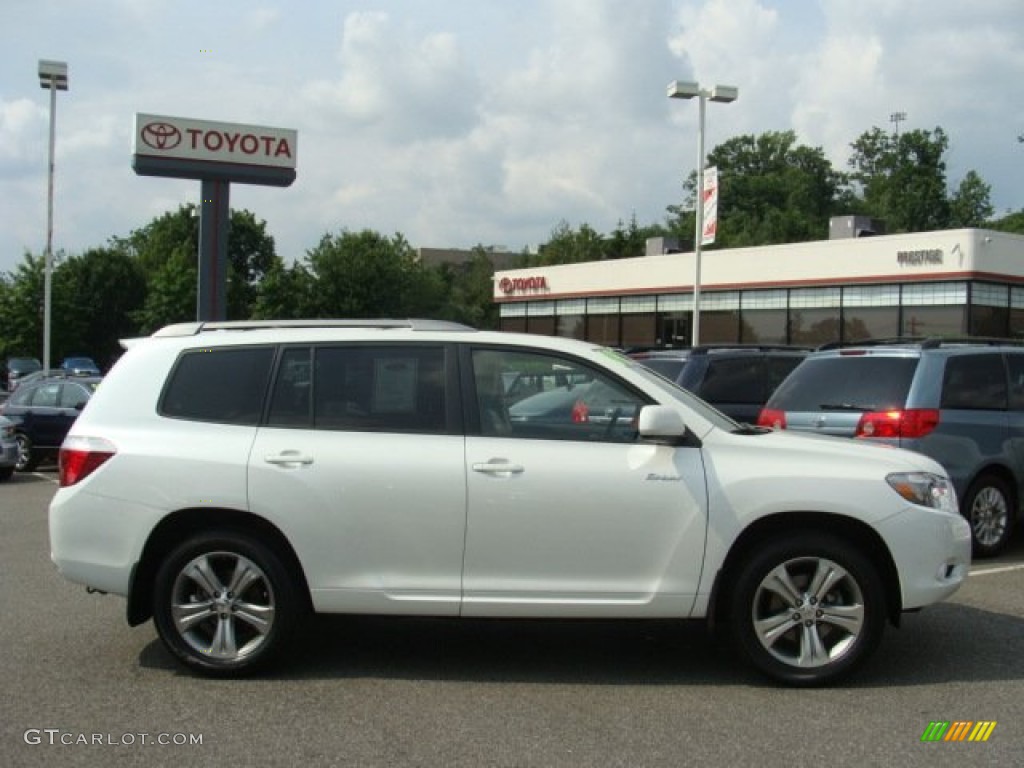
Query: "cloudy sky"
2 0 1023 275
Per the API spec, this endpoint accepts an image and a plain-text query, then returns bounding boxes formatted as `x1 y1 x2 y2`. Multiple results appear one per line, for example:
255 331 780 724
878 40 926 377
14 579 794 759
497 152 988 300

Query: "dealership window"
526 301 555 336
741 310 787 343
555 299 586 340
499 302 526 333
841 286 900 341
900 282 967 338
902 306 965 337
790 308 840 345
969 283 1009 337
621 296 656 349
842 307 899 341
1011 287 1024 338
696 292 740 344
788 288 841 345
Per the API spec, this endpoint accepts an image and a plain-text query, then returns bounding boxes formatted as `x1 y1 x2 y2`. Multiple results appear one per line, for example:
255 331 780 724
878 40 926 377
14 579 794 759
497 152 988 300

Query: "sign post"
132 113 297 321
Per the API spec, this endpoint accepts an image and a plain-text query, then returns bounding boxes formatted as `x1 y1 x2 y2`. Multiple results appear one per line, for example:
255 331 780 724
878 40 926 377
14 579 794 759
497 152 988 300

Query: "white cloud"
1 0 1023 275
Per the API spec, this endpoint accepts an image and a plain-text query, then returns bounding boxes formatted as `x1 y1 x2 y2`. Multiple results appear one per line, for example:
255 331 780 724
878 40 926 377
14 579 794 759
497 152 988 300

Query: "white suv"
49 320 971 685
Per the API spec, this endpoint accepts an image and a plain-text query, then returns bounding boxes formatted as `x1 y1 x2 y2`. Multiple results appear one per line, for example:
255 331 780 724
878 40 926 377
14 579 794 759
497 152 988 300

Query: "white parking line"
970 563 1024 576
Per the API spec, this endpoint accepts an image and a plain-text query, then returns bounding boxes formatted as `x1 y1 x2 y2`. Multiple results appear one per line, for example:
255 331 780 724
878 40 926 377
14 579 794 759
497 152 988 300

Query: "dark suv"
759 338 1024 556
630 345 809 423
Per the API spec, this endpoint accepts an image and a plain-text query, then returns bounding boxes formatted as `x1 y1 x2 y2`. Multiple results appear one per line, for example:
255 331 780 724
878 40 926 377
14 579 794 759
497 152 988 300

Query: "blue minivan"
761 338 1024 557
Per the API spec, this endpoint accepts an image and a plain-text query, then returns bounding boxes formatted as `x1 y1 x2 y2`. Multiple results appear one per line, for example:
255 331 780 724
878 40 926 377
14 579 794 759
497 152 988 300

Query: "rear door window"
768 355 918 411
309 346 448 433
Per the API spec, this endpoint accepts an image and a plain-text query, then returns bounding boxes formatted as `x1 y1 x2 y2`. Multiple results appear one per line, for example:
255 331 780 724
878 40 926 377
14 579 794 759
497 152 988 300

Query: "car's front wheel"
152 531 302 676
727 533 886 686
963 475 1014 558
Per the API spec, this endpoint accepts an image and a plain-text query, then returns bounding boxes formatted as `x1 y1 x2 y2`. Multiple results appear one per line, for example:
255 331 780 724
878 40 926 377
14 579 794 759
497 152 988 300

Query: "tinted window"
266 348 312 427
698 357 763 404
58 382 94 409
941 354 1007 410
31 382 61 407
312 346 446 433
161 347 275 425
637 358 685 381
769 356 918 411
1007 354 1024 411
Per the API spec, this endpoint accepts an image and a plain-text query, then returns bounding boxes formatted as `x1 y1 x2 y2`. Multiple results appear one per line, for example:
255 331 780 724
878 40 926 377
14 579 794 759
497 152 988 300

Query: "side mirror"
637 405 688 441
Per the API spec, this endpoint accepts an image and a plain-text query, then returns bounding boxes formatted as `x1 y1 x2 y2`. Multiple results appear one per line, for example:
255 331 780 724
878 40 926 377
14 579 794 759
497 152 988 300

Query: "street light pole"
667 80 737 347
38 60 68 376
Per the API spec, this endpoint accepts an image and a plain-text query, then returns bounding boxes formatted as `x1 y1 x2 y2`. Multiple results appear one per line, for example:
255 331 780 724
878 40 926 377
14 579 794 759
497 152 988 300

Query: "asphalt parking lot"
2 470 1023 767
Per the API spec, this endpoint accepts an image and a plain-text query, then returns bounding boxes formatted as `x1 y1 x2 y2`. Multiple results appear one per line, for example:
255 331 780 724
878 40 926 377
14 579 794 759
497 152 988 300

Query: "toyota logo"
141 122 182 151
499 277 514 294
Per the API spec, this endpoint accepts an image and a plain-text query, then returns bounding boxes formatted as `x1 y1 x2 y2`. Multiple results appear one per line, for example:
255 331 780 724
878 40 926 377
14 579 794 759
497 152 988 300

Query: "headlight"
886 472 958 514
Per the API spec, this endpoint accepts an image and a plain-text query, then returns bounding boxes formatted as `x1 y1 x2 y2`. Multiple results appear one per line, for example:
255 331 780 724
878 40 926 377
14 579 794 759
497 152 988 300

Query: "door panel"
462 346 708 617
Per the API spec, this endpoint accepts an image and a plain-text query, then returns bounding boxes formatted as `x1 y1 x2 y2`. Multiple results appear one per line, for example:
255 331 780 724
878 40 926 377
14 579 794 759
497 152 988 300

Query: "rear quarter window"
941 354 1007 410
161 347 275 425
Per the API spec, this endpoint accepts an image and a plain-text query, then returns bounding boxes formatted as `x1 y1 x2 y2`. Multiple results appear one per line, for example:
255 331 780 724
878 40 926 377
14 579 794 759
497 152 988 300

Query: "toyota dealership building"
492 226 1024 348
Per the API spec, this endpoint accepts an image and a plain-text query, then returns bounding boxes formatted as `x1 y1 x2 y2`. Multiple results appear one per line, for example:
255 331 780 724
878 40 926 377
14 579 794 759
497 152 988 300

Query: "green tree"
0 253 46 360
300 230 437 318
667 131 846 247
990 209 1024 234
533 221 606 265
949 170 995 227
430 247 501 329
115 204 279 325
847 127 952 232
52 247 147 368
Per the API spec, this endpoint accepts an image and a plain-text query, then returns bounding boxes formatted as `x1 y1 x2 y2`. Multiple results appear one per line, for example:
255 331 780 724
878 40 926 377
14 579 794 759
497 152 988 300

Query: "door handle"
472 461 524 475
264 451 314 466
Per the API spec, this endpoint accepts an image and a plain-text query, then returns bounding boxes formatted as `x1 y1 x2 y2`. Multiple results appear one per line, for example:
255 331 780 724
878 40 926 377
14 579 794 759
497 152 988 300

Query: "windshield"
627 362 738 431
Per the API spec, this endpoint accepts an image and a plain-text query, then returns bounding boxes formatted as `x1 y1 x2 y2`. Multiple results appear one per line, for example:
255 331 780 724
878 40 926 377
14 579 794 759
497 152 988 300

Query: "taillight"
855 409 940 439
59 436 116 487
757 408 787 429
571 400 590 423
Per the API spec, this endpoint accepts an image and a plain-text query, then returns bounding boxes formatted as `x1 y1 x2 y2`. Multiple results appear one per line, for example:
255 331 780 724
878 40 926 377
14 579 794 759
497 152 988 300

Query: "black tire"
727 533 886 687
15 433 38 472
963 475 1015 558
0 466 14 481
152 531 302 677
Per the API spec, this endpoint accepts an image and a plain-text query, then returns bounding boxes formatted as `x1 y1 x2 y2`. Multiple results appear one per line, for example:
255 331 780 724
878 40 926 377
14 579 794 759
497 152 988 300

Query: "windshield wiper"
731 423 772 435
818 402 875 412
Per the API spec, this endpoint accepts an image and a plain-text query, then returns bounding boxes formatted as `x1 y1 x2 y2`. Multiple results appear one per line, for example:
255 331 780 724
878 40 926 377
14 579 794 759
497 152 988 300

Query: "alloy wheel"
750 556 865 669
169 551 276 662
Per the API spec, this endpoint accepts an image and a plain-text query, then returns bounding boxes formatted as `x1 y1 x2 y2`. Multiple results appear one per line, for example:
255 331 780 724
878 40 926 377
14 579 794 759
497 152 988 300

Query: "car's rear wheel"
14 433 37 472
963 475 1014 558
0 466 13 481
152 531 301 676
727 533 886 686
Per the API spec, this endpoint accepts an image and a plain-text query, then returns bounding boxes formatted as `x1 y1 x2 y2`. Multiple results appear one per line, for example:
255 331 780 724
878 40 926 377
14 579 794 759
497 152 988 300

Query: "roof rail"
152 318 477 338
919 336 1024 349
817 336 1024 351
816 337 926 351
689 343 812 355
